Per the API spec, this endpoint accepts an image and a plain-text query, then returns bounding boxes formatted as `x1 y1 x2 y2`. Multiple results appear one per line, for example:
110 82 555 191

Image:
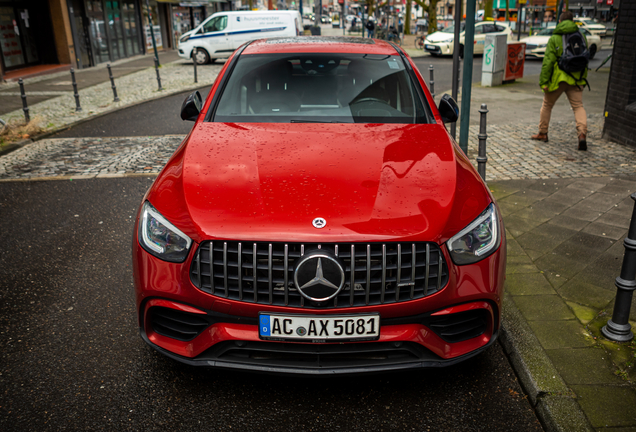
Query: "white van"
178 11 302 64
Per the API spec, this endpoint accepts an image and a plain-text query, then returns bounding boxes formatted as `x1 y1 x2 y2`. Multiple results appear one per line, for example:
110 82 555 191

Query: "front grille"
149 307 210 341
190 241 449 309
427 309 488 343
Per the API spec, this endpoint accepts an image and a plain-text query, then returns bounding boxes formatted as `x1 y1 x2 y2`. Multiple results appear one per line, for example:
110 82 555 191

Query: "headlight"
180 34 190 43
447 203 501 265
138 201 192 263
537 44 547 48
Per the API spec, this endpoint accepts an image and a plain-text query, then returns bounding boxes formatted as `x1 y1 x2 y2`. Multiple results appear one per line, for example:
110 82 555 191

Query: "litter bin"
310 26 321 35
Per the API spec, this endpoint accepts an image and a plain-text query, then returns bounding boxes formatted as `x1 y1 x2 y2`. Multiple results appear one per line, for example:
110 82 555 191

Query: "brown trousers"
539 82 587 136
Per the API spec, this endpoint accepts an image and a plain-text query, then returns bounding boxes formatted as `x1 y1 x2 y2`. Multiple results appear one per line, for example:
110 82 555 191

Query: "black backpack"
558 31 590 89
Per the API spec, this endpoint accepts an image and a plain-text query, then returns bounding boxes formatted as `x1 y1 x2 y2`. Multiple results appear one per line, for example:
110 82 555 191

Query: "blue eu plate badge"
260 315 271 336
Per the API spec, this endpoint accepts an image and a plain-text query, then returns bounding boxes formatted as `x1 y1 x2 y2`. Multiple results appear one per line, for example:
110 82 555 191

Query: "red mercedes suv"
133 37 506 374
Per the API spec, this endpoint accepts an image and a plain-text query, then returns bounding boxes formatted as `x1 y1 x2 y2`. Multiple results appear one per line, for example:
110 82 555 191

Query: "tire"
589 44 597 60
415 37 425 50
192 48 210 65
459 44 464 59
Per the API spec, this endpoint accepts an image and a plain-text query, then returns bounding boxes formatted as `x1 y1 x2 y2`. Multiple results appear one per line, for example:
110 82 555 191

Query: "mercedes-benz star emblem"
312 217 326 229
294 251 345 302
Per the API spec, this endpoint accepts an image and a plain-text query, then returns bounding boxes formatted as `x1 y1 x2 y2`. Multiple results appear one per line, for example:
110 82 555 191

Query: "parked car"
574 17 607 37
178 11 302 64
134 37 506 374
424 21 512 57
521 27 600 59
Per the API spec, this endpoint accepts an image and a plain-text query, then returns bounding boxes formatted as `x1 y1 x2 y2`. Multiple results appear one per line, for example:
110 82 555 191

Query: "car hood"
148 123 491 244
426 31 455 43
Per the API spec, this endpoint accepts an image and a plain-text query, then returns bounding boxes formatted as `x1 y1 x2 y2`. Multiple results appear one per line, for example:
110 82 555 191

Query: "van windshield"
212 53 431 124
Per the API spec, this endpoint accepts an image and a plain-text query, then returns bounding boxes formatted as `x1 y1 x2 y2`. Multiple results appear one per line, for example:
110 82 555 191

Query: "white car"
424 21 512 57
574 17 607 37
521 27 601 59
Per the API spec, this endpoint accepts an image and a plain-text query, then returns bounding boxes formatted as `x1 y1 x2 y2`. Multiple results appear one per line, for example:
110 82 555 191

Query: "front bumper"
139 298 499 374
424 41 453 55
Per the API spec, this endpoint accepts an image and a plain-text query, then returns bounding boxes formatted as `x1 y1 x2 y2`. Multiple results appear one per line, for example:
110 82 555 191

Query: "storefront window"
0 6 25 68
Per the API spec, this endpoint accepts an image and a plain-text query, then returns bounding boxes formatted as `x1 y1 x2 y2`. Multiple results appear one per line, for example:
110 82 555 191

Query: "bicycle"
415 35 425 49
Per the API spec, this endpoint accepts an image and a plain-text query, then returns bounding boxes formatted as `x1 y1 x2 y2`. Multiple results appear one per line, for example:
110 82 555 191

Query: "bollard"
477 104 488 181
18 78 30 123
107 64 120 102
429 65 435 100
602 193 636 342
193 47 198 84
70 68 82 112
154 57 163 91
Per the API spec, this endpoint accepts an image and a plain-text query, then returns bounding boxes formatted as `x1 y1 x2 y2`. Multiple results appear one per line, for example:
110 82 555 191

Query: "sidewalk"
0 44 634 430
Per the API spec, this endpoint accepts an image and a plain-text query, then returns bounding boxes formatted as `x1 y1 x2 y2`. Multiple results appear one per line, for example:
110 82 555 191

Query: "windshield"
442 23 465 33
212 53 431 124
536 28 553 36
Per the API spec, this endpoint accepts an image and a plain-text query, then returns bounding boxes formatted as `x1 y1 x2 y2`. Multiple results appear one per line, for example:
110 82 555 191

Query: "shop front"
0 0 59 71
68 0 144 68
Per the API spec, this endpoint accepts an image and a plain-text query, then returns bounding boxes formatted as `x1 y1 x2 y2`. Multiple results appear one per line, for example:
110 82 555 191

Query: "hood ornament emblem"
312 217 326 229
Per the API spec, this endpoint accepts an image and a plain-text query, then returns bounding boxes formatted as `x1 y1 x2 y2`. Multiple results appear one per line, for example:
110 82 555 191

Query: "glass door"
105 0 125 60
122 0 140 56
85 0 109 64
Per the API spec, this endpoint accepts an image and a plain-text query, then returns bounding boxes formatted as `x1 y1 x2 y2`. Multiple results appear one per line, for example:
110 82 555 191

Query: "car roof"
243 37 401 55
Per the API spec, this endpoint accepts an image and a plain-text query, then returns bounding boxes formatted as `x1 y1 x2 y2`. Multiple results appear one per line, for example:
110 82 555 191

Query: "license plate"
259 313 380 342
425 44 436 50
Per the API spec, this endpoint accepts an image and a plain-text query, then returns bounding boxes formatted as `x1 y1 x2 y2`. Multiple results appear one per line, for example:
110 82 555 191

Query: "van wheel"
193 48 210 65
589 45 597 60
459 44 464 59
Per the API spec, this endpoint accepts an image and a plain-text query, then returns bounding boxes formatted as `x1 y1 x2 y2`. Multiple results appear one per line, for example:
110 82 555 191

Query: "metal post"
193 47 198 83
70 68 82 112
517 2 523 41
477 104 488 181
144 0 159 66
107 64 120 102
18 78 30 123
429 65 435 100
602 193 636 342
458 0 477 154
154 57 163 91
450 0 462 139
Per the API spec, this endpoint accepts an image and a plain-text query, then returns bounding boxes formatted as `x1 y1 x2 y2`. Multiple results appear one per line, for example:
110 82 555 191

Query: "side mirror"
438 94 459 124
180 91 202 121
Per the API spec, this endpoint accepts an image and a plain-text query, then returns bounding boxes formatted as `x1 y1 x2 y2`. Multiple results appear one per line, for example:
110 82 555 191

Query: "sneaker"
531 132 549 142
578 134 587 151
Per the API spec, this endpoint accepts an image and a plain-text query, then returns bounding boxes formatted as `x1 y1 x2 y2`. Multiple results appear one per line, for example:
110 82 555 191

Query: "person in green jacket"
531 11 589 150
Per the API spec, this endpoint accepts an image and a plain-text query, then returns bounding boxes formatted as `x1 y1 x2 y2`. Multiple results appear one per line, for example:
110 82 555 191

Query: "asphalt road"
0 178 542 431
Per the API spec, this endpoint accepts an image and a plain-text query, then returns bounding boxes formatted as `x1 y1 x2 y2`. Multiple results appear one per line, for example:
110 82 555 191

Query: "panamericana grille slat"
190 242 449 309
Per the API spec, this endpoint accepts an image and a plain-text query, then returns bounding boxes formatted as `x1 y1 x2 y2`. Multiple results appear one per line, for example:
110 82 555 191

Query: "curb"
500 292 594 431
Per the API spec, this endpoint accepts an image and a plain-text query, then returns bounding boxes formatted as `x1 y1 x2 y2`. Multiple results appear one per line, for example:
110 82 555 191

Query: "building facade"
0 0 233 80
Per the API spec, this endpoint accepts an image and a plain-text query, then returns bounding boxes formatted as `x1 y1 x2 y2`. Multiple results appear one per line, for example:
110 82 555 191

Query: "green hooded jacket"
539 20 588 91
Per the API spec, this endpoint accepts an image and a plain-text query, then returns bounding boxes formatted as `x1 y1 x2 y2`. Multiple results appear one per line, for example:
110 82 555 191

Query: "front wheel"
589 44 597 60
415 37 425 50
192 48 210 65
